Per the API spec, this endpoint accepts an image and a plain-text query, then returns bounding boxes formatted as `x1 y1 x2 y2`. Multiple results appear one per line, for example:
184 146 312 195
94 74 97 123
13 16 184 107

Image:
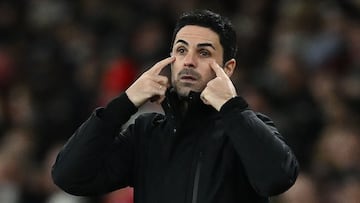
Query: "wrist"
219 96 249 113
102 93 138 125
125 90 143 107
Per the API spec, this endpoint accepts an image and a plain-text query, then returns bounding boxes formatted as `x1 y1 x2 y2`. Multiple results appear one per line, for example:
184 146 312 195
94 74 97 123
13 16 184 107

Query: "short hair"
171 9 237 64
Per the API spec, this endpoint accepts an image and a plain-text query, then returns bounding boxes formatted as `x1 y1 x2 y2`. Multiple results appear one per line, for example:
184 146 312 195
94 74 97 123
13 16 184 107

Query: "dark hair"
171 9 237 64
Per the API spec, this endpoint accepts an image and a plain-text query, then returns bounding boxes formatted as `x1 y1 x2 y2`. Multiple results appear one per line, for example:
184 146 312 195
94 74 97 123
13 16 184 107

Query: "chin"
176 89 191 97
176 86 204 97
174 81 204 96
175 86 191 97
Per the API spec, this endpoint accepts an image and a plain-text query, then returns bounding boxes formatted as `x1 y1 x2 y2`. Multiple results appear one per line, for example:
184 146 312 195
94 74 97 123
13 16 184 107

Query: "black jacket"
52 90 299 203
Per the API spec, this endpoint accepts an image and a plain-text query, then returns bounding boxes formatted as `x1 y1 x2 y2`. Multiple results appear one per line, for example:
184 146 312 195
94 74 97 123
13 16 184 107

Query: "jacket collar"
161 87 218 122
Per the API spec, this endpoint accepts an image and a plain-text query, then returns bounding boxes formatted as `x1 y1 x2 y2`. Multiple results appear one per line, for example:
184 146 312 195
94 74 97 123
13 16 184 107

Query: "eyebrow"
175 39 216 50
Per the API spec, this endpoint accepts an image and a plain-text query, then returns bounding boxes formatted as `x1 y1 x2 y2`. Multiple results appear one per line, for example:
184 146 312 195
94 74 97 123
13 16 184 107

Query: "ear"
223 59 236 77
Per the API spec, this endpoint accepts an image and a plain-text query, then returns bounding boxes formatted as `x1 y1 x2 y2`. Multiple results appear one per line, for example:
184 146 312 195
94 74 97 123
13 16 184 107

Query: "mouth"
179 74 199 84
180 75 197 81
177 68 201 84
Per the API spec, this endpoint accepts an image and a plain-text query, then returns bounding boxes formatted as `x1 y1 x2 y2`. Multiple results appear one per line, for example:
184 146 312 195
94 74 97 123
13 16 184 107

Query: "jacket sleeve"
51 93 138 196
219 96 299 196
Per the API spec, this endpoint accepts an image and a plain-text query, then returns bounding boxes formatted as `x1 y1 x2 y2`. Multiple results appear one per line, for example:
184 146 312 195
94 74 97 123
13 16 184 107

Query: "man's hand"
200 61 237 111
126 56 175 107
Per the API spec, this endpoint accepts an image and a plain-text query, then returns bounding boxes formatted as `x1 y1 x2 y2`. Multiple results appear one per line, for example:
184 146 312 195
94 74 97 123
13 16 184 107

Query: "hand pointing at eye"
126 56 175 107
200 60 237 111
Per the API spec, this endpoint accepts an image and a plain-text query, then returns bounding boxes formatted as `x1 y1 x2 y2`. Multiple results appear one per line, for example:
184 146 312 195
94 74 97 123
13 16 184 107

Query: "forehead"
174 25 221 47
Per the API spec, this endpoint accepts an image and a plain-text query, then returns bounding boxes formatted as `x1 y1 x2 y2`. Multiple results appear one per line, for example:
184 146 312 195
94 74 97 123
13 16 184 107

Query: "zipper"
192 151 203 203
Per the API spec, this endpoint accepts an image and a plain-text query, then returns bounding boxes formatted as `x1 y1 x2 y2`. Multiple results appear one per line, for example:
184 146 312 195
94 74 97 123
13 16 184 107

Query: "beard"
172 68 204 97
178 68 201 79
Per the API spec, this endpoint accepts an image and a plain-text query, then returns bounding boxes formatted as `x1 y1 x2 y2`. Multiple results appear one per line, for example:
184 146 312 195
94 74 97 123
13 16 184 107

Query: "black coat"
52 90 299 203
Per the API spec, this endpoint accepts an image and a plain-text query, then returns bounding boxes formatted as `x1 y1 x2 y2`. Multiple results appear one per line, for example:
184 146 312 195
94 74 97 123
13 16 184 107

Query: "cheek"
199 65 216 82
203 72 216 84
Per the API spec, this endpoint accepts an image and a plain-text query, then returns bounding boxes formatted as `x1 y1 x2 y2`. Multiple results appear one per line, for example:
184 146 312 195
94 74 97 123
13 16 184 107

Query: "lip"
180 75 197 83
178 69 200 83
181 75 196 80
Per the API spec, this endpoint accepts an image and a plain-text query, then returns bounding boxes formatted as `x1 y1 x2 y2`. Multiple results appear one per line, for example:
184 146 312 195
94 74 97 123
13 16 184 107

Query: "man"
52 9 299 203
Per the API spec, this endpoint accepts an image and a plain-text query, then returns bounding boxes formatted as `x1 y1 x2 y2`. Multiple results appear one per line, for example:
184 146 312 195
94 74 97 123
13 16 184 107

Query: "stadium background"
0 0 359 202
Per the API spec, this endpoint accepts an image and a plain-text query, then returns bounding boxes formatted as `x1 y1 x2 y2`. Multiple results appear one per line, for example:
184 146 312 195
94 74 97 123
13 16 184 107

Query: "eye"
176 47 186 55
199 49 211 57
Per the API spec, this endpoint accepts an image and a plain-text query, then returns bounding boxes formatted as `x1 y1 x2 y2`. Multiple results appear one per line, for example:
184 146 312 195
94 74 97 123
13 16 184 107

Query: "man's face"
171 25 224 97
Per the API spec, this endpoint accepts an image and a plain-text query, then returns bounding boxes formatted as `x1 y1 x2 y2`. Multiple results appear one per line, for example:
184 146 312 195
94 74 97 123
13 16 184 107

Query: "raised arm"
51 93 138 196
52 56 175 196
220 98 299 196
202 60 298 196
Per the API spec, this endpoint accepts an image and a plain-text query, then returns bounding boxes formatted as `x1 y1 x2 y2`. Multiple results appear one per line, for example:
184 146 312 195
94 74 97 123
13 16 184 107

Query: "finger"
155 95 166 104
150 83 167 102
148 56 175 75
150 95 160 103
152 75 169 86
200 91 210 105
151 81 167 93
210 60 228 78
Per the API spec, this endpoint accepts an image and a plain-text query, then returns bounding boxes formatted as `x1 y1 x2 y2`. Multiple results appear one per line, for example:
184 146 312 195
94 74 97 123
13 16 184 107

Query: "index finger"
148 56 175 75
210 60 228 78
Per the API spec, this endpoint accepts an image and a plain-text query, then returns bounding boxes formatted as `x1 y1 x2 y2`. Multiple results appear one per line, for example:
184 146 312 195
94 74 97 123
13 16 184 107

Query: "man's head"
170 10 238 97
171 10 237 64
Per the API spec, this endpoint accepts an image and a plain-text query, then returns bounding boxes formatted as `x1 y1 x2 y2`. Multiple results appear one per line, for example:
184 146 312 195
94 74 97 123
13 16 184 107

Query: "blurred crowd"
0 0 359 203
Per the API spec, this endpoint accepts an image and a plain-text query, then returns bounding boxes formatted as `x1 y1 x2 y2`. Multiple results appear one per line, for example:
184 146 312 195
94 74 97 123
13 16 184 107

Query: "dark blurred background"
0 0 359 203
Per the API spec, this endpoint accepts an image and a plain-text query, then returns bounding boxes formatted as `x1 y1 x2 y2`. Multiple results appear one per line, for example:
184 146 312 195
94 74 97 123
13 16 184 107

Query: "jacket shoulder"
254 112 275 127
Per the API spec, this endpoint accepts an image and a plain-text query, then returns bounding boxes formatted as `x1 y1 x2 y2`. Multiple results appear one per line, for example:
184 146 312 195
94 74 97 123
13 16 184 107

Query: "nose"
183 51 196 68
